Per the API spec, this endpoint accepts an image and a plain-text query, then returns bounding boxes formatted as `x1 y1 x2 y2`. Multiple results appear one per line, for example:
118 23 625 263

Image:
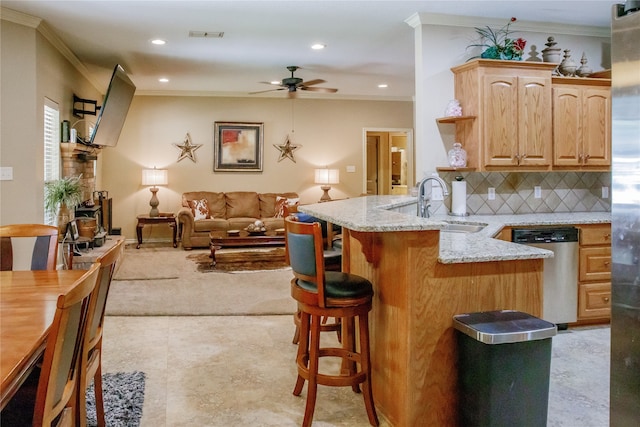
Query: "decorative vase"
541 36 562 64
480 47 522 61
576 52 593 77
445 99 462 117
559 49 577 76
448 142 467 168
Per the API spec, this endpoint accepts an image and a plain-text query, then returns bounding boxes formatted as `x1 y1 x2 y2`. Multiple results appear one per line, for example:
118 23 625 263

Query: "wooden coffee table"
209 229 285 266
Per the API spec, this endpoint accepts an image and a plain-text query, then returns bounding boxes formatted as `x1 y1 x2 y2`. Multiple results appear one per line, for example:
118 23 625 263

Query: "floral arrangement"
468 17 526 61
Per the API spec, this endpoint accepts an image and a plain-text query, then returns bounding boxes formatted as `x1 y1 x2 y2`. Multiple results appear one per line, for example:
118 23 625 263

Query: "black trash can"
453 310 557 427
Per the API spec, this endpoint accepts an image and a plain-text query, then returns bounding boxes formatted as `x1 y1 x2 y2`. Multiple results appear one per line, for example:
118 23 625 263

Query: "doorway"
363 128 413 195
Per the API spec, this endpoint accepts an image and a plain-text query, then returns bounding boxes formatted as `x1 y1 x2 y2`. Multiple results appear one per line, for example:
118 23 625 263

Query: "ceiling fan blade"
300 79 326 86
300 86 338 93
249 87 286 95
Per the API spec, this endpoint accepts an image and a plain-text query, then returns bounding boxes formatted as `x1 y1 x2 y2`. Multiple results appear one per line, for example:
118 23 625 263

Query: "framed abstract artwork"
213 122 264 172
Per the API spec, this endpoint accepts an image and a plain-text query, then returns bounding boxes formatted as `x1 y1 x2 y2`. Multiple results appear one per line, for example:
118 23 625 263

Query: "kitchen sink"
441 221 487 233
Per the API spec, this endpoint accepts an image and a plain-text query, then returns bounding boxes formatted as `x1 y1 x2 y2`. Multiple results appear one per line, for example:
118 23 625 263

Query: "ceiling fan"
250 66 338 97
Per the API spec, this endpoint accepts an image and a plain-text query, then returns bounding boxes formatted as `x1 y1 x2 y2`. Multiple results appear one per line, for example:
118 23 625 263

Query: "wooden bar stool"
285 217 378 427
286 207 342 345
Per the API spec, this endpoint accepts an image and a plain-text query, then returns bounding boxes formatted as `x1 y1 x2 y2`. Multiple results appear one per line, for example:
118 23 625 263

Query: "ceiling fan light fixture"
249 66 337 96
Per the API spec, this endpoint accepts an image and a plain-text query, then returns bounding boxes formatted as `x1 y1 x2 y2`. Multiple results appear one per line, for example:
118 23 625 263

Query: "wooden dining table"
0 269 88 410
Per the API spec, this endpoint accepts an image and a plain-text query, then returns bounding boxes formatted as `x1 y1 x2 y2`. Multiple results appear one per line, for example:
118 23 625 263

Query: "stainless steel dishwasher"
512 227 579 327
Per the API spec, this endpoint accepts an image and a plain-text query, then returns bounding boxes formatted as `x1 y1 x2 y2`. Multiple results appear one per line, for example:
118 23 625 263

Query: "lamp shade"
314 168 340 185
141 168 168 186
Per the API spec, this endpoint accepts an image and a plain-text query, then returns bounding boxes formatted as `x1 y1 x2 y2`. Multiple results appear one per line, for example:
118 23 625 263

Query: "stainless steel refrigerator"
611 2 640 425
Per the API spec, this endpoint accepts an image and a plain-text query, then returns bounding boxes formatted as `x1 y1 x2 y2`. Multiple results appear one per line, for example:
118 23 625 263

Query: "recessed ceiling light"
151 39 166 45
378 84 388 88
311 43 326 50
159 78 169 83
270 81 280 85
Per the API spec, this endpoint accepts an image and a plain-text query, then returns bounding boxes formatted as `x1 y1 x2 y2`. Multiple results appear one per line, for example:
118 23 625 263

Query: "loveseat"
177 191 299 249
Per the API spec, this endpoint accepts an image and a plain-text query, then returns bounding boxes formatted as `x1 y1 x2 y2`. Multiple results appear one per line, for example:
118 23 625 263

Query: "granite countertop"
298 196 611 264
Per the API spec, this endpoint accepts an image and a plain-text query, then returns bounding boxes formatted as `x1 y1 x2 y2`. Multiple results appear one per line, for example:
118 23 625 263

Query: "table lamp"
314 168 339 202
141 167 168 217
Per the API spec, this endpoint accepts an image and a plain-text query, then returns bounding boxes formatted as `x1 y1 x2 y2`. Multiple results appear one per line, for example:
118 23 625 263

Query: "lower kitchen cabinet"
579 282 612 320
577 223 612 322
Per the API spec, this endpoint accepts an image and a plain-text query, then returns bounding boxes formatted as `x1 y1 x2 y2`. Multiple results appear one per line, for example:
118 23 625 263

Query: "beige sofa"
177 191 299 249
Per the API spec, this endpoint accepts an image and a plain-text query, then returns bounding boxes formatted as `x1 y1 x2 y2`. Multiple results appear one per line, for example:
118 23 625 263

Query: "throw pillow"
189 198 210 220
274 196 300 218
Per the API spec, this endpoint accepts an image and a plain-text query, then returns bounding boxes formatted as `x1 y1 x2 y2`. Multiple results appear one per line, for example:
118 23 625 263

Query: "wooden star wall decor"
174 133 202 163
273 135 301 163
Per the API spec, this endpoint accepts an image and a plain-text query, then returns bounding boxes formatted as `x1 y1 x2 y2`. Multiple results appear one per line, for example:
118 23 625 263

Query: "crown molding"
1 7 104 93
36 22 104 92
0 7 41 28
136 89 413 102
406 12 610 38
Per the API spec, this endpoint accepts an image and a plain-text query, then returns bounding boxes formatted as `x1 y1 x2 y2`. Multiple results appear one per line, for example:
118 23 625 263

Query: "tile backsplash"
430 171 611 216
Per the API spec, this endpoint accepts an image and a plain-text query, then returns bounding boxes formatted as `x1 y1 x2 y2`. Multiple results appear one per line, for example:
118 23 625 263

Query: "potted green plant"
45 175 84 237
467 17 527 61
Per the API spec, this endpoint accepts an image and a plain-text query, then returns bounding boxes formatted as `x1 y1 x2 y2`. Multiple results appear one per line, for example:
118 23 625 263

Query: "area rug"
85 371 146 427
113 244 181 281
105 245 296 316
186 247 290 273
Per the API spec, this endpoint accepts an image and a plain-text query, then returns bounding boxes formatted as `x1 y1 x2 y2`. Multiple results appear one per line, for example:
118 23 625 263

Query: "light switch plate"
534 186 542 198
0 167 13 181
346 165 356 173
602 186 609 199
488 187 495 200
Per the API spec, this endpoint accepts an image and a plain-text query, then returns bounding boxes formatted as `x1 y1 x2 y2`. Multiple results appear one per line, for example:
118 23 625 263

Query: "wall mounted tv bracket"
73 94 101 118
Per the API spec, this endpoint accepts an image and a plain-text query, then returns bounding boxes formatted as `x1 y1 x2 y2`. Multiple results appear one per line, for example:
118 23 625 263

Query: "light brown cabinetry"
451 60 557 171
446 60 611 172
496 226 512 241
577 223 612 321
553 77 611 169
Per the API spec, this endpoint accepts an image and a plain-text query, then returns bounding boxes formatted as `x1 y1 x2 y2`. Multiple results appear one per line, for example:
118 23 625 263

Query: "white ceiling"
2 0 618 100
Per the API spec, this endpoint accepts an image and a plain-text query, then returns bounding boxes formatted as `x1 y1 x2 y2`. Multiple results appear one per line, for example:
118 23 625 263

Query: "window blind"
44 98 60 226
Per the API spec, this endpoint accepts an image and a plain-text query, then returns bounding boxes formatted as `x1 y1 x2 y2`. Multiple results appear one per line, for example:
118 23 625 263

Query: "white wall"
1 20 39 225
104 96 413 239
0 19 102 227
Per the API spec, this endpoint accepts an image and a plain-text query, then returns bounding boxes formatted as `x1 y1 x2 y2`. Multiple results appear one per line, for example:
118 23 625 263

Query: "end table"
136 213 177 249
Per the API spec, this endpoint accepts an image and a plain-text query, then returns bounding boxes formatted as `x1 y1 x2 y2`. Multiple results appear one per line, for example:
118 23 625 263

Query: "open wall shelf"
436 116 476 124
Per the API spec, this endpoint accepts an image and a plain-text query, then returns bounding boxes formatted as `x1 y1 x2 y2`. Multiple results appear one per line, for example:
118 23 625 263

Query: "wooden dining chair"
285 217 378 427
0 224 58 271
1 263 101 426
77 239 124 427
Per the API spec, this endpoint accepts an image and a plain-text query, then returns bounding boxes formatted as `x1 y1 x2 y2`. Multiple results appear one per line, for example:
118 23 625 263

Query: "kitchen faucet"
417 176 449 218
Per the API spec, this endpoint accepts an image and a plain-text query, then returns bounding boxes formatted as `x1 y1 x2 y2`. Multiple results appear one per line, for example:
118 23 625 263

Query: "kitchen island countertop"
298 195 611 264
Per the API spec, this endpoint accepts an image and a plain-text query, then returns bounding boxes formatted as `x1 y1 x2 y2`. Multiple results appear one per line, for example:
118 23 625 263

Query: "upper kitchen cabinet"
451 60 557 171
552 77 611 169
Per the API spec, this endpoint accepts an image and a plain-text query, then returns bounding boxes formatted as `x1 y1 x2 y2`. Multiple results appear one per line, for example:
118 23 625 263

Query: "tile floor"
101 316 610 427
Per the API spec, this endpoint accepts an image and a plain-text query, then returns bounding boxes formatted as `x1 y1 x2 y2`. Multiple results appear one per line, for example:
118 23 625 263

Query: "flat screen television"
88 64 136 147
